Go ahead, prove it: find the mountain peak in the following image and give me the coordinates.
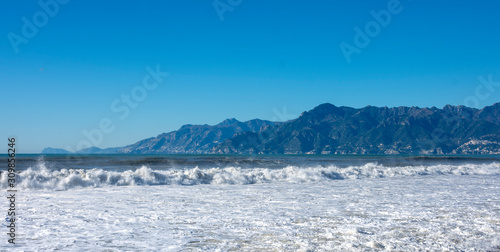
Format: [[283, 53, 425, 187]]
[[308, 103, 345, 117], [314, 103, 337, 110], [219, 118, 240, 126]]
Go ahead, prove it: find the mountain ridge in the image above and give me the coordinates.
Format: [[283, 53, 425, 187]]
[[212, 103, 500, 154], [42, 103, 500, 155]]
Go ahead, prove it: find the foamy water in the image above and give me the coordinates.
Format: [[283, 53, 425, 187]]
[[2, 155, 500, 250], [4, 175, 500, 251], [2, 161, 500, 190]]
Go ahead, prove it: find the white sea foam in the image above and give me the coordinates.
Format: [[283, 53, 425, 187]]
[[2, 161, 499, 190], [4, 174, 500, 250]]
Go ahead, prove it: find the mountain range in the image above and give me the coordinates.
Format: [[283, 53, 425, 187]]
[[43, 103, 500, 155]]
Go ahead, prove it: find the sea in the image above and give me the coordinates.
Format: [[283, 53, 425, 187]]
[[1, 154, 500, 251]]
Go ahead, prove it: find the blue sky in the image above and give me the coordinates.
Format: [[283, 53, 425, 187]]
[[1, 0, 499, 153]]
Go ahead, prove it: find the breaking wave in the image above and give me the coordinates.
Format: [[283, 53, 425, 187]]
[[2, 162, 499, 190]]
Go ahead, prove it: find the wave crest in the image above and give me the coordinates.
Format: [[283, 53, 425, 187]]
[[1, 162, 499, 190]]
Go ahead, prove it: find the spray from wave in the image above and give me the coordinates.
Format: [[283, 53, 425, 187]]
[[1, 161, 499, 190]]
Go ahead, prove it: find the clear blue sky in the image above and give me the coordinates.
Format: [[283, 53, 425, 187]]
[[1, 0, 499, 153]]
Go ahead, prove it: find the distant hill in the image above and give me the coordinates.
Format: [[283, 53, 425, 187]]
[[74, 146, 121, 154], [43, 103, 500, 155], [41, 147, 71, 154]]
